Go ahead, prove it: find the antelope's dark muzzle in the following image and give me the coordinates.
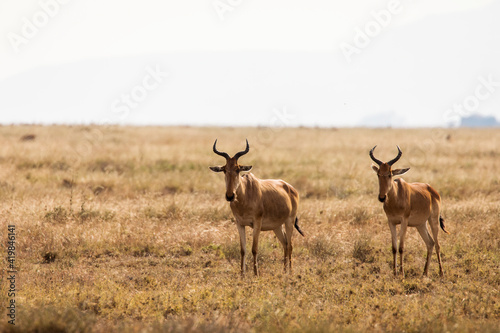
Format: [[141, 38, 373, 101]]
[[378, 195, 386, 203], [226, 193, 235, 202]]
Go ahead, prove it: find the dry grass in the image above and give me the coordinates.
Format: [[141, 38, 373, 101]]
[[0, 125, 499, 332]]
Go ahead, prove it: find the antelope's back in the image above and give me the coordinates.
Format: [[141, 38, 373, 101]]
[[406, 180, 442, 216], [259, 179, 299, 219]]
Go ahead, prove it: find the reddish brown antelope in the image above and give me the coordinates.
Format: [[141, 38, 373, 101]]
[[370, 146, 449, 277], [209, 139, 304, 276]]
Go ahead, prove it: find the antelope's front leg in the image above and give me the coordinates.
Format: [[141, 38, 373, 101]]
[[388, 222, 398, 276], [237, 224, 246, 275], [252, 219, 262, 276], [399, 219, 409, 278]]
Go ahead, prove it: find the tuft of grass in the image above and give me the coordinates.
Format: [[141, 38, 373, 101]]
[[42, 251, 57, 263], [143, 203, 184, 221], [44, 206, 69, 223], [306, 234, 340, 261], [20, 134, 36, 141], [62, 178, 75, 188], [221, 242, 241, 262], [352, 238, 375, 263]]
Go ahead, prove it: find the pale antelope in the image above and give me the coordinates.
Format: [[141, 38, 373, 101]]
[[209, 139, 304, 276], [370, 146, 449, 277]]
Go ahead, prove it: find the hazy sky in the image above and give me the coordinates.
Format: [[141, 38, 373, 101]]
[[1, 0, 499, 127]]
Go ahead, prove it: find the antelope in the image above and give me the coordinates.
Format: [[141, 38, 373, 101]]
[[369, 145, 449, 277], [209, 139, 304, 276]]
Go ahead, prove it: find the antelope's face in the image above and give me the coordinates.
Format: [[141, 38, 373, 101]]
[[370, 145, 409, 203], [209, 139, 252, 202], [372, 163, 393, 202]]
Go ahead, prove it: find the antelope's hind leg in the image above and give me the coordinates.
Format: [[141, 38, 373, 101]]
[[284, 218, 294, 272], [273, 226, 288, 272], [416, 223, 434, 276], [429, 216, 445, 277]]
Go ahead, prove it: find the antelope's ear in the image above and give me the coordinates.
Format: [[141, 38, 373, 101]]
[[239, 165, 252, 172], [209, 166, 224, 172], [392, 168, 410, 176], [371, 165, 379, 173]]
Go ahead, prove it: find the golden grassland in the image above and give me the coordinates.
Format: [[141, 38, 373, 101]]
[[0, 125, 499, 332]]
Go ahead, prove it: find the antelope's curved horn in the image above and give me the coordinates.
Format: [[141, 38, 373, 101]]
[[387, 145, 402, 166], [369, 145, 383, 166], [213, 139, 230, 160], [233, 139, 250, 160]]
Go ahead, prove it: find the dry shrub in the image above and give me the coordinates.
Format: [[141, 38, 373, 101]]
[[332, 205, 374, 225], [306, 234, 340, 261], [44, 206, 69, 223], [42, 251, 57, 263], [20, 134, 36, 141], [221, 241, 242, 262], [143, 202, 184, 221], [352, 238, 375, 263]]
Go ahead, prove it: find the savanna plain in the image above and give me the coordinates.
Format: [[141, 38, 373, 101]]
[[0, 125, 498, 333]]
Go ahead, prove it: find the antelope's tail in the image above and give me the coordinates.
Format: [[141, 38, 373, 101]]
[[294, 217, 305, 237], [440, 216, 450, 234]]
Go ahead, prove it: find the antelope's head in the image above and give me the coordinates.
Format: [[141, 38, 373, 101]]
[[209, 139, 252, 202], [370, 145, 410, 203]]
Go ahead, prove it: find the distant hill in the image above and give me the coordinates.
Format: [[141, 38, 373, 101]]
[[460, 114, 500, 128]]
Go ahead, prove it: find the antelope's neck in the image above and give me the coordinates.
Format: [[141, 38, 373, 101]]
[[234, 174, 250, 203], [385, 179, 399, 204]]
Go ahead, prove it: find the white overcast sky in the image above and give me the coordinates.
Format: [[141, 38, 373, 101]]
[[0, 0, 499, 127]]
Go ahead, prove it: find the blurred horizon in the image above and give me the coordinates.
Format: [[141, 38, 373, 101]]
[[1, 1, 499, 128]]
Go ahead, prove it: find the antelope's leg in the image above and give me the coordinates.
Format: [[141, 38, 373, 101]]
[[252, 220, 262, 276], [416, 223, 434, 276], [273, 227, 287, 272], [284, 219, 294, 272], [388, 222, 398, 276], [399, 219, 409, 278], [429, 217, 444, 277], [237, 224, 246, 275]]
